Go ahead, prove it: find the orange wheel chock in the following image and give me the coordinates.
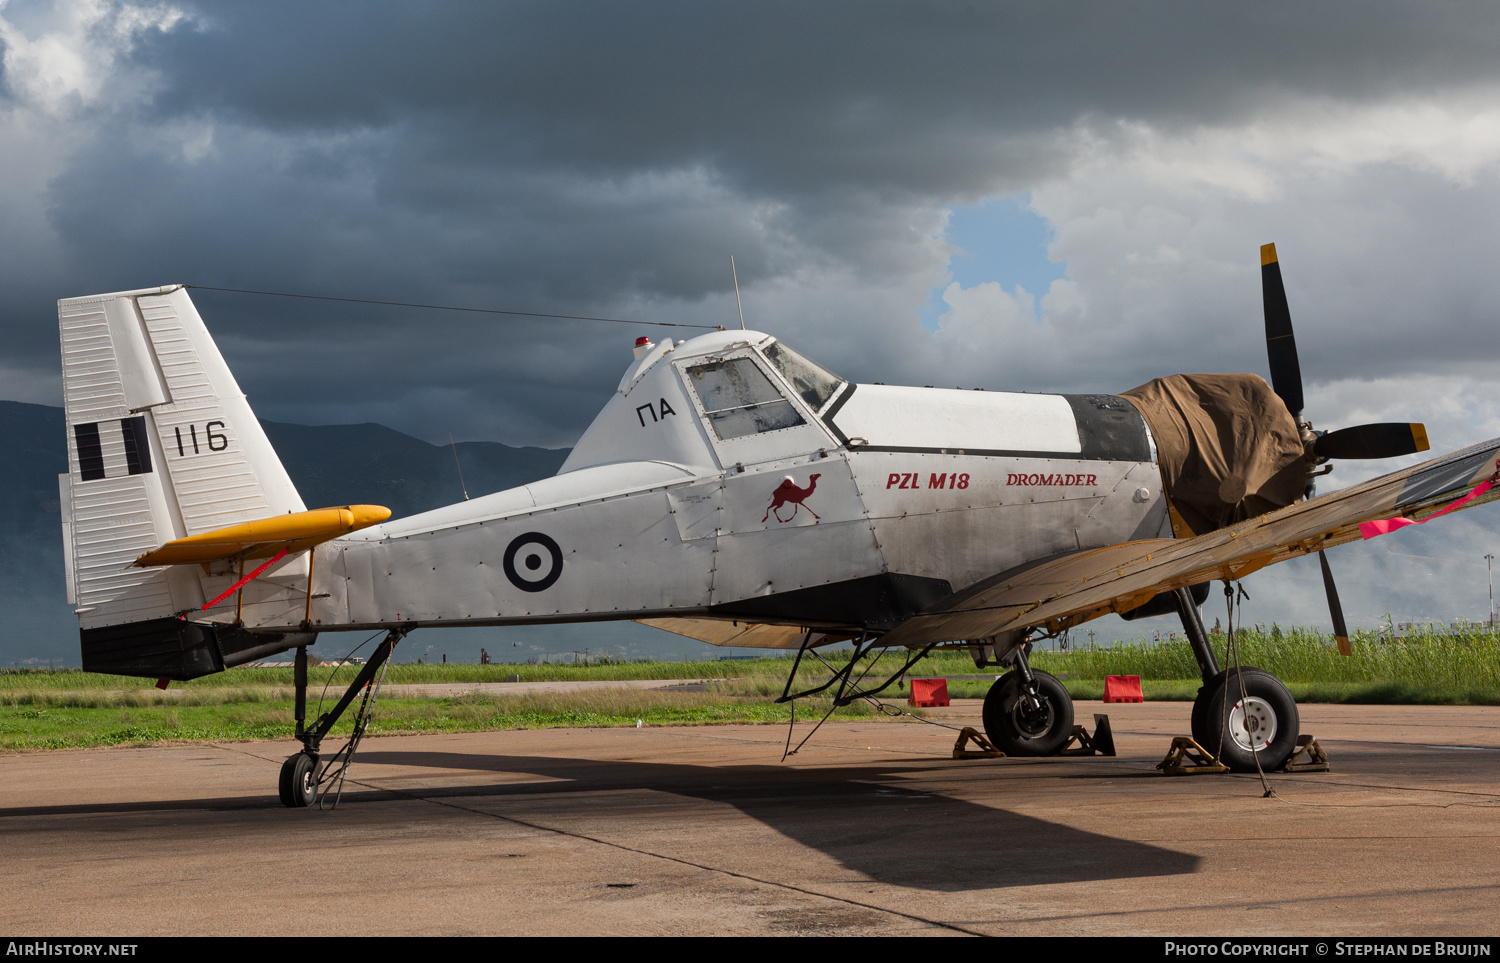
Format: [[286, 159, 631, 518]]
[[909, 678, 950, 708], [1103, 674, 1144, 703]]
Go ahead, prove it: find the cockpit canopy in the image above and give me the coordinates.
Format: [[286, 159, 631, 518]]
[[761, 341, 843, 412], [685, 341, 843, 442], [559, 332, 847, 476]]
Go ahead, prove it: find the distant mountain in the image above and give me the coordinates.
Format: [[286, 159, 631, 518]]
[[261, 420, 568, 521], [0, 401, 70, 664], [0, 401, 569, 664]]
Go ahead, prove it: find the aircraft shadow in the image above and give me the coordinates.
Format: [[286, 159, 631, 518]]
[[349, 749, 1200, 892]]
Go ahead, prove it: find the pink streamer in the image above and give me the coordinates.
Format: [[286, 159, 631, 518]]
[[1360, 476, 1496, 541]]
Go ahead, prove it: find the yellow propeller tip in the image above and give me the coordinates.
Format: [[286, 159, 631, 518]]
[[1260, 243, 1278, 266]]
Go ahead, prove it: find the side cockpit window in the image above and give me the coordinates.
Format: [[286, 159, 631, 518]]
[[687, 358, 806, 440], [762, 340, 844, 412]]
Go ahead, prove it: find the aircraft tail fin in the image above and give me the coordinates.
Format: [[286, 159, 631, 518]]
[[58, 285, 312, 676]]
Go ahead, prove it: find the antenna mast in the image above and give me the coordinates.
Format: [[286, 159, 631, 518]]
[[730, 255, 746, 330], [449, 433, 470, 500]]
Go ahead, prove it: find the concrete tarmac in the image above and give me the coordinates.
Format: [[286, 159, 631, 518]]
[[4, 699, 1500, 936]]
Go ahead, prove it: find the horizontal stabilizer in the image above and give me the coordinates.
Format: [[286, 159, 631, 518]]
[[134, 505, 390, 566]]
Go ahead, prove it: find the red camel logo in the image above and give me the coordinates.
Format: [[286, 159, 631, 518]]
[[763, 473, 821, 523]]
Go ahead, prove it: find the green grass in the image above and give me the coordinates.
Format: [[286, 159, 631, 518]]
[[7, 625, 1499, 749], [931, 625, 1500, 704], [0, 657, 799, 693], [0, 680, 883, 751], [940, 677, 1205, 702], [943, 677, 1500, 705], [1030, 625, 1500, 691]]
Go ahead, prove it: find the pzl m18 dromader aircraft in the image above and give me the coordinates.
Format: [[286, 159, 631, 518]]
[[57, 245, 1500, 805]]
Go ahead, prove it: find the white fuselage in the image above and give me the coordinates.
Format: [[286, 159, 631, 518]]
[[57, 290, 1167, 675], [295, 331, 1169, 636]]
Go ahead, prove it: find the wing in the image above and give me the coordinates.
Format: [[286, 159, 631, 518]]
[[635, 617, 859, 650], [876, 437, 1500, 648]]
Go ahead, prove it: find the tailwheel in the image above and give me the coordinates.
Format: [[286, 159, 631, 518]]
[[982, 669, 1074, 756], [278, 628, 405, 810], [279, 752, 318, 808], [1193, 668, 1299, 772]]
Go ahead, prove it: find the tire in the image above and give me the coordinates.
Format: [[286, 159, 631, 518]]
[[1191, 666, 1269, 747], [1197, 669, 1299, 773], [982, 670, 1075, 756], [279, 752, 318, 808], [1190, 669, 1231, 748]]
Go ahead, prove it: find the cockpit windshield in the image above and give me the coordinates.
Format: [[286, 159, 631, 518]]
[[762, 340, 845, 412], [687, 358, 806, 440]]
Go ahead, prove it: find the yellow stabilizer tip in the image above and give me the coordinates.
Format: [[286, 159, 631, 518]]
[[1260, 243, 1278, 266], [134, 504, 391, 566], [1411, 423, 1430, 453]]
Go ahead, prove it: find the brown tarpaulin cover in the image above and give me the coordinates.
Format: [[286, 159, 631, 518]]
[[1122, 373, 1308, 536]]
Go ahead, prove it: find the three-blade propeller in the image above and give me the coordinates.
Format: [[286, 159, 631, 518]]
[[1260, 243, 1430, 464], [1260, 243, 1430, 656], [1312, 422, 1429, 461]]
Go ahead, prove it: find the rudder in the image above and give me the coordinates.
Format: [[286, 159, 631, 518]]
[[58, 285, 311, 675]]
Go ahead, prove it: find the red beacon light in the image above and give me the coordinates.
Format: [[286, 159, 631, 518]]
[[632, 336, 655, 360]]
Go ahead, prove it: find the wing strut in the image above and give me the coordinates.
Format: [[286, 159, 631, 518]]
[[776, 630, 816, 704], [774, 631, 875, 705], [777, 633, 946, 758]]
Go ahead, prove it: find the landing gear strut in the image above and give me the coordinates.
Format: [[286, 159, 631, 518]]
[[279, 628, 405, 808], [1172, 587, 1299, 772], [982, 641, 1074, 755]]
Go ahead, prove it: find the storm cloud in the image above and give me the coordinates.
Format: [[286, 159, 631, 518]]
[[6, 0, 1500, 633]]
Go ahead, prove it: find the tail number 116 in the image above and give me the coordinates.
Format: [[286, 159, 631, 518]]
[[174, 421, 229, 456]]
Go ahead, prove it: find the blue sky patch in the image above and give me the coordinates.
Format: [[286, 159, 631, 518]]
[[919, 195, 1067, 330]]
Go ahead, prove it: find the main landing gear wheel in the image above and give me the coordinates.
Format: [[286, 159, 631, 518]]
[[983, 670, 1074, 756], [279, 752, 318, 808], [1190, 670, 1229, 749], [1192, 668, 1299, 773]]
